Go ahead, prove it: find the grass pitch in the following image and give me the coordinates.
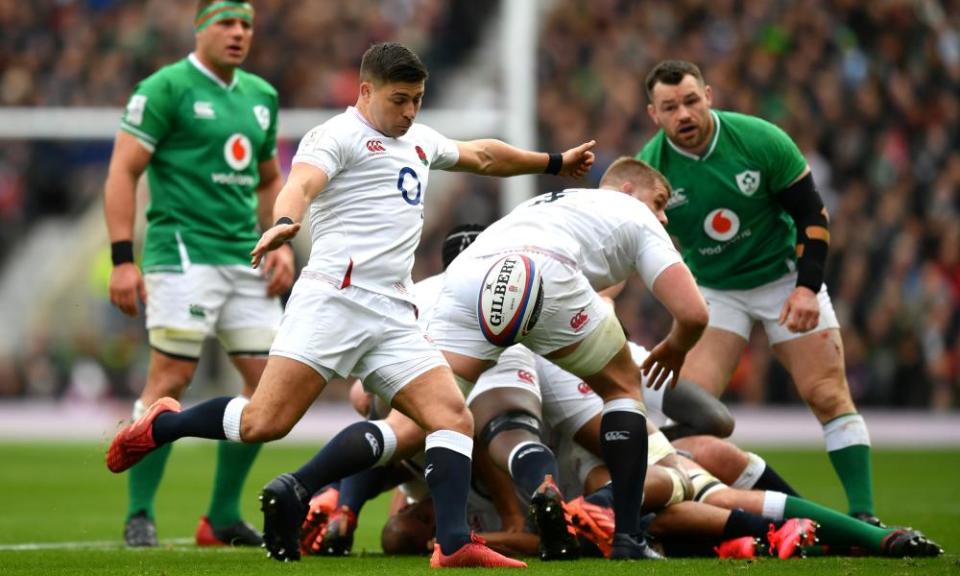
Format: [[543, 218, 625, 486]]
[[0, 441, 956, 575]]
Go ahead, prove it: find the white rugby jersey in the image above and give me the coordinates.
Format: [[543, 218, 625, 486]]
[[464, 188, 682, 291], [412, 272, 444, 326], [292, 107, 459, 303]]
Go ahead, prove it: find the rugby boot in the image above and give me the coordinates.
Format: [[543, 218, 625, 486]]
[[880, 529, 944, 557], [563, 495, 614, 558], [610, 532, 663, 560], [260, 473, 310, 561], [195, 516, 263, 547], [429, 533, 527, 568], [530, 475, 580, 560], [851, 511, 887, 528], [767, 518, 818, 559], [315, 506, 357, 556], [715, 536, 764, 559], [300, 486, 340, 555], [106, 397, 181, 473], [124, 511, 158, 547]]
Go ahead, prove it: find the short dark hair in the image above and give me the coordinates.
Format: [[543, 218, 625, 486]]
[[600, 157, 672, 196], [441, 224, 485, 270], [360, 42, 428, 85], [644, 60, 705, 101]]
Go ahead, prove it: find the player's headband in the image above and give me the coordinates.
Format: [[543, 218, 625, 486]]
[[195, 1, 255, 32]]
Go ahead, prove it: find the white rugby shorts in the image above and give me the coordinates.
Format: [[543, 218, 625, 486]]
[[144, 265, 282, 356], [700, 272, 840, 345], [465, 345, 541, 405], [270, 277, 447, 403], [428, 252, 610, 360], [535, 341, 669, 440]]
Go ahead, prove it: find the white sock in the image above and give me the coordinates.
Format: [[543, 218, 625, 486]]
[[222, 396, 250, 442], [732, 452, 766, 489], [823, 413, 871, 452], [761, 490, 787, 521]]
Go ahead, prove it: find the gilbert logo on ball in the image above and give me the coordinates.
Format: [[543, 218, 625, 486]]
[[477, 254, 544, 346]]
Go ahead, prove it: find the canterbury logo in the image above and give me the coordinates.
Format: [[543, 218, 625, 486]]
[[570, 309, 589, 331], [366, 139, 386, 153], [364, 432, 381, 456], [604, 431, 630, 441]]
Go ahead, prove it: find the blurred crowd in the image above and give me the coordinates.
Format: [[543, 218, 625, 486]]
[[0, 0, 958, 410], [538, 0, 960, 409]]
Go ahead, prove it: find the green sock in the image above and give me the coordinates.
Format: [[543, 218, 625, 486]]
[[127, 442, 173, 521], [827, 444, 875, 515], [206, 441, 262, 528], [784, 495, 891, 552]]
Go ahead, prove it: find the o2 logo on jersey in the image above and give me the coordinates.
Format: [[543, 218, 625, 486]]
[[224, 133, 253, 171], [703, 208, 740, 241], [397, 167, 422, 205]]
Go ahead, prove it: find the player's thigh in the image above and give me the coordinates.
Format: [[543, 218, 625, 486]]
[[680, 327, 749, 397], [241, 355, 327, 441], [772, 327, 854, 422], [537, 355, 603, 442], [389, 365, 472, 436], [467, 345, 542, 431], [671, 435, 749, 486], [427, 255, 504, 372], [759, 273, 840, 345], [217, 266, 282, 393], [569, 340, 642, 402], [270, 279, 378, 383], [524, 258, 615, 363]]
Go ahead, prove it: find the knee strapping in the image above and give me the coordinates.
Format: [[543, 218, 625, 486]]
[[149, 327, 205, 359], [477, 410, 542, 447], [647, 430, 677, 466], [688, 469, 726, 502], [663, 466, 691, 506]]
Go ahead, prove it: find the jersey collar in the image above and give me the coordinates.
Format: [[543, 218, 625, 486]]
[[188, 53, 238, 91], [666, 110, 721, 162], [349, 106, 395, 138]]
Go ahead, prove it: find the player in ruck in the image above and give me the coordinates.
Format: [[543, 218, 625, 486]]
[[106, 42, 595, 568], [428, 157, 709, 559], [637, 60, 881, 525], [103, 0, 293, 547]]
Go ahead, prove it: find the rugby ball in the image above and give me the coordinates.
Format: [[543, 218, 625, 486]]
[[477, 254, 544, 346]]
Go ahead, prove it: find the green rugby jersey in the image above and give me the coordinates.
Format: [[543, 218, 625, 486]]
[[637, 110, 807, 290], [120, 54, 278, 272]]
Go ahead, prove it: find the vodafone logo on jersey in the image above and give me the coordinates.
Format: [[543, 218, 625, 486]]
[[224, 133, 253, 171], [703, 208, 740, 241]]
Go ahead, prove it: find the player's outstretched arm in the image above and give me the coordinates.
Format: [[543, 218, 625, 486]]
[[104, 130, 152, 317], [450, 139, 595, 178], [250, 162, 328, 268], [642, 262, 709, 390]]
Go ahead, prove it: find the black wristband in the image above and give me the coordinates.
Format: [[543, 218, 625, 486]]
[[274, 216, 294, 226], [544, 153, 562, 175], [111, 240, 134, 266]]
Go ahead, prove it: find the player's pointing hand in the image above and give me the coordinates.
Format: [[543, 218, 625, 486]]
[[251, 221, 300, 269], [559, 140, 596, 178]]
